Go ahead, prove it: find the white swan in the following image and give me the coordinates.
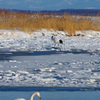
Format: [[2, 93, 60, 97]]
[[15, 92, 41, 100]]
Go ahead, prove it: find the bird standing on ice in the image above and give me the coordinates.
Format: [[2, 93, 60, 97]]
[[51, 36, 63, 46]]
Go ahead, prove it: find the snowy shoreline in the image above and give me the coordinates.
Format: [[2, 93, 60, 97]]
[[0, 29, 100, 52], [0, 29, 100, 88]]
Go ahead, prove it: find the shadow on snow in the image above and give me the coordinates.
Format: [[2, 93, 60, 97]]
[[0, 47, 99, 60]]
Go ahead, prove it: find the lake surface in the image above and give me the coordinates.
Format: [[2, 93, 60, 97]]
[[0, 91, 100, 100]]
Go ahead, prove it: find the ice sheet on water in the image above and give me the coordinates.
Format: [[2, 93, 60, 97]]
[[0, 51, 100, 87]]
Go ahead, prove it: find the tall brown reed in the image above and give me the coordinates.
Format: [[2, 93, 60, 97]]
[[0, 11, 100, 36]]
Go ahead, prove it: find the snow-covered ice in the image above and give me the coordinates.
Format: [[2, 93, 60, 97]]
[[0, 29, 100, 88]]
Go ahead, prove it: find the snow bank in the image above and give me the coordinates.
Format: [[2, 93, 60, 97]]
[[0, 29, 99, 52], [76, 30, 100, 37], [0, 30, 30, 38], [0, 29, 100, 38]]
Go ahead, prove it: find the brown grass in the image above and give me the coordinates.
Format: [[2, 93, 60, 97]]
[[0, 10, 100, 36]]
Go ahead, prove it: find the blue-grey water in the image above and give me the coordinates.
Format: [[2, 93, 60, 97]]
[[0, 91, 100, 100]]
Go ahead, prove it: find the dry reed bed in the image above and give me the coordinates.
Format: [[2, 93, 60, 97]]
[[0, 11, 100, 36]]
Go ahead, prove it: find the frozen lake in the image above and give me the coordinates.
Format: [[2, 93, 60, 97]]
[[0, 49, 100, 87]]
